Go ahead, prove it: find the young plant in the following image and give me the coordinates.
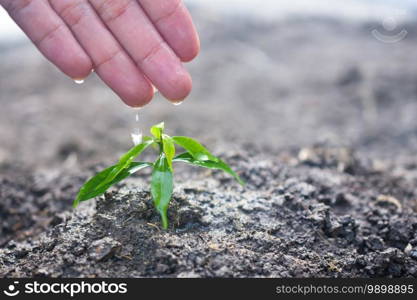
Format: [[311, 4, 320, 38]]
[[73, 122, 244, 229]]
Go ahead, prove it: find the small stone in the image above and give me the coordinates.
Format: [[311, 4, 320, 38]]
[[88, 237, 121, 262]]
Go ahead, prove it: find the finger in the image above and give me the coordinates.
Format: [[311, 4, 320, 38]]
[[49, 0, 153, 107], [89, 0, 192, 102], [138, 0, 200, 62], [1, 0, 92, 80]]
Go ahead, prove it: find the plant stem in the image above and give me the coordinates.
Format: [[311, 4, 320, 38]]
[[160, 211, 169, 229]]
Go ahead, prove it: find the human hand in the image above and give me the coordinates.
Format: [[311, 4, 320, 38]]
[[0, 0, 200, 106]]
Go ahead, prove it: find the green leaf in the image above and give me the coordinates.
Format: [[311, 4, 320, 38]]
[[97, 137, 153, 190], [74, 162, 152, 207], [118, 136, 153, 167], [150, 122, 164, 140], [172, 136, 218, 162], [151, 154, 173, 229], [173, 152, 245, 185], [162, 134, 175, 171]]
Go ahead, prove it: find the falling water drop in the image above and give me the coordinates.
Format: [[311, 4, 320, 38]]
[[131, 130, 143, 146], [131, 109, 142, 146], [74, 79, 84, 84]]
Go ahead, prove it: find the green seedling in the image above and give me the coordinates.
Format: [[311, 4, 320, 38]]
[[73, 122, 244, 229]]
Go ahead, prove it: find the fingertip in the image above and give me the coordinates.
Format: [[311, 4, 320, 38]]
[[135, 85, 154, 107], [61, 51, 93, 80], [165, 70, 192, 102], [76, 54, 94, 78], [122, 82, 154, 108], [179, 35, 200, 62]]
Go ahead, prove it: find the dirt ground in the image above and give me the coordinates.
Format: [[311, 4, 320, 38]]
[[1, 9, 417, 277]]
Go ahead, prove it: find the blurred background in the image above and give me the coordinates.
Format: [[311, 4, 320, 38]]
[[1, 0, 417, 171]]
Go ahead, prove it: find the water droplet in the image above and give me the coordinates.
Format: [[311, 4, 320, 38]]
[[131, 130, 142, 146], [131, 109, 142, 145], [132, 106, 142, 111], [173, 100, 183, 106], [74, 79, 84, 84]]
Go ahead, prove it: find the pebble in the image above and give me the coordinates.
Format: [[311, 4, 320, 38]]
[[88, 237, 121, 262]]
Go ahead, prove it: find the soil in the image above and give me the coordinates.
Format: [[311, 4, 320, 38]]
[[1, 10, 417, 277]]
